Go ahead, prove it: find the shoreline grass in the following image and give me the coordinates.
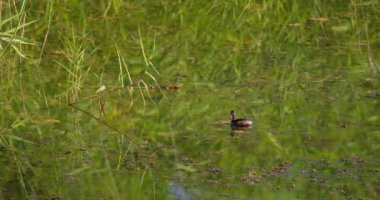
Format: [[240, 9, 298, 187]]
[[0, 1, 379, 199]]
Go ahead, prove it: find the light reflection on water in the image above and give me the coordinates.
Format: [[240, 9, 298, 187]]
[[169, 180, 194, 200]]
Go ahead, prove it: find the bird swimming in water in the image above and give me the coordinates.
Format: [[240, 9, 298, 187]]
[[230, 110, 253, 127]]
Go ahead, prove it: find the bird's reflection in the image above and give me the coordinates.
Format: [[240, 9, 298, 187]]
[[230, 125, 252, 136]]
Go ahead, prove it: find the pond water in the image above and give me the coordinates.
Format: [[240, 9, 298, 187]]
[[1, 1, 379, 199]]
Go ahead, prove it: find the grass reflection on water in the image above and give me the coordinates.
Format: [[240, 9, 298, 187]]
[[0, 0, 379, 199]]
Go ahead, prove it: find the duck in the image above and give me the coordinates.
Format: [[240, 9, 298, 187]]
[[230, 110, 252, 127]]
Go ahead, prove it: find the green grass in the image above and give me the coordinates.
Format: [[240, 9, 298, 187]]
[[1, 0, 379, 199]]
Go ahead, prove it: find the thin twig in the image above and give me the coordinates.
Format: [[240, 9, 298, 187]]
[[68, 102, 140, 147]]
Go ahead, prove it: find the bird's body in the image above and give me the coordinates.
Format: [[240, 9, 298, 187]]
[[230, 110, 253, 127]]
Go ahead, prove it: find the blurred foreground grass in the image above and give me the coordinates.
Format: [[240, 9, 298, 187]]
[[1, 0, 379, 199]]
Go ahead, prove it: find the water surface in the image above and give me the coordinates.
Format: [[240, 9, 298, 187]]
[[1, 1, 379, 199]]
